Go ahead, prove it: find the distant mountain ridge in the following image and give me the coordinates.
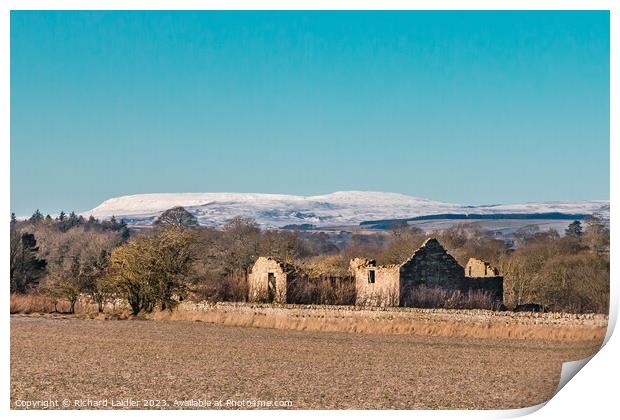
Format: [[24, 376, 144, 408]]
[[84, 191, 610, 228]]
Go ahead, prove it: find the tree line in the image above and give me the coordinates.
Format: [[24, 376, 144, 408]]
[[10, 206, 610, 314]]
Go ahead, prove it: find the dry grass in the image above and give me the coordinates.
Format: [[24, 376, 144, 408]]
[[153, 302, 608, 342], [11, 293, 607, 343], [10, 293, 133, 319], [10, 316, 603, 409], [287, 275, 356, 305], [402, 285, 501, 310], [10, 293, 66, 314], [11, 294, 49, 313]]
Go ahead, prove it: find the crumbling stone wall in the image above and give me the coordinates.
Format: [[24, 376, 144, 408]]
[[399, 238, 466, 306], [350, 258, 400, 307], [465, 258, 500, 277], [463, 258, 504, 302], [351, 238, 505, 309], [252, 240, 505, 309], [248, 257, 289, 304]]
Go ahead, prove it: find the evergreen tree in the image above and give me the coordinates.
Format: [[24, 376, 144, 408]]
[[29, 209, 43, 223], [565, 220, 584, 237], [118, 220, 130, 242], [67, 211, 79, 228], [10, 232, 47, 293]]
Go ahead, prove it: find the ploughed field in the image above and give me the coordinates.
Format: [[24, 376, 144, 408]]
[[11, 315, 603, 409]]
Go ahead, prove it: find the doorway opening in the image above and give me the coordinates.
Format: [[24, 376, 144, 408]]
[[267, 272, 276, 302]]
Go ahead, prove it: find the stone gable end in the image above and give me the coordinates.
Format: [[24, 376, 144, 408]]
[[399, 238, 466, 305], [248, 257, 288, 304]]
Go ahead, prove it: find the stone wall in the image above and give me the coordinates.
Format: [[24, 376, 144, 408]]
[[465, 258, 500, 277], [176, 301, 608, 342], [399, 238, 466, 306], [248, 257, 288, 304], [350, 258, 400, 307], [463, 258, 503, 303]]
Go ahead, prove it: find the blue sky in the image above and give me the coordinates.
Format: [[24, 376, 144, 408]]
[[11, 11, 609, 216]]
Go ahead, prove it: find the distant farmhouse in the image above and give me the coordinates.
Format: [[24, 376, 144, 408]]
[[248, 238, 504, 308]]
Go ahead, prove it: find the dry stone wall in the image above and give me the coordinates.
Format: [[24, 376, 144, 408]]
[[176, 301, 608, 341]]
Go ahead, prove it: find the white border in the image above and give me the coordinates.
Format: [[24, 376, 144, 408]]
[[1, 2, 616, 420]]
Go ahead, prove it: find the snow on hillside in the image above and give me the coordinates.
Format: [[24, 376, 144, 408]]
[[84, 191, 610, 228]]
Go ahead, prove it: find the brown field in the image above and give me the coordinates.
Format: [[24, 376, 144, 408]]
[[10, 315, 604, 410]]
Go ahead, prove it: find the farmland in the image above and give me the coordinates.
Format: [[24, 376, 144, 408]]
[[11, 315, 605, 409]]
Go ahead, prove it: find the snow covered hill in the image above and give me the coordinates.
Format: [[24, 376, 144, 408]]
[[84, 191, 609, 228]]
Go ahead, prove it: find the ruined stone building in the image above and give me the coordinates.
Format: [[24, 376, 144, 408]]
[[463, 257, 504, 303], [249, 238, 503, 308], [248, 257, 298, 304], [350, 238, 504, 307], [248, 256, 356, 305], [349, 259, 401, 306], [465, 258, 500, 277]]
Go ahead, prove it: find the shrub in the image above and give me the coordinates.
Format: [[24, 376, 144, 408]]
[[402, 285, 501, 310], [107, 228, 195, 315], [288, 275, 355, 305]]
